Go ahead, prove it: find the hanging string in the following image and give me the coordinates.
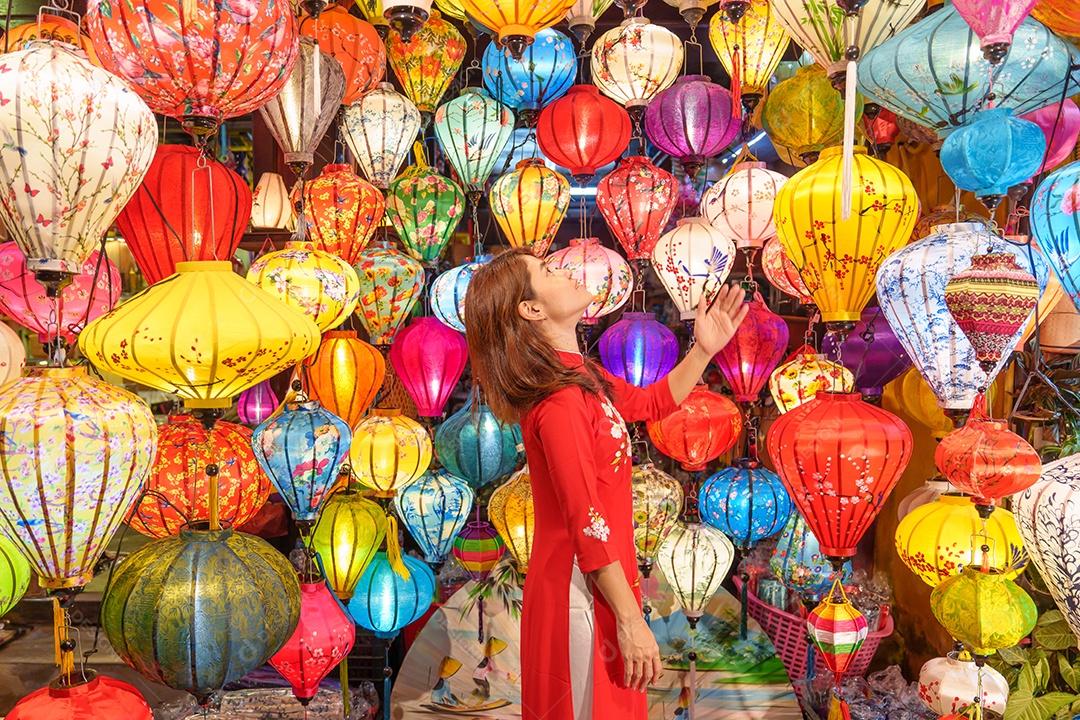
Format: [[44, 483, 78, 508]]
[[840, 15, 858, 221], [53, 598, 74, 684], [687, 626, 698, 720], [730, 44, 742, 121]]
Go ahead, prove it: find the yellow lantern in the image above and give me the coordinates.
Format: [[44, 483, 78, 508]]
[[435, 0, 467, 20], [304, 330, 386, 429], [769, 347, 854, 413], [774, 145, 918, 333], [350, 408, 432, 497], [898, 368, 954, 440], [387, 10, 467, 119], [930, 566, 1037, 660], [895, 495, 1027, 587], [311, 487, 387, 600], [708, 0, 789, 107], [247, 241, 361, 332], [489, 158, 571, 257], [761, 65, 860, 163], [458, 0, 575, 60], [488, 467, 535, 574], [80, 261, 320, 410], [353, 0, 389, 33]]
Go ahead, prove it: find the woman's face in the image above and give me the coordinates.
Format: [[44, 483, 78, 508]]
[[518, 254, 594, 325]]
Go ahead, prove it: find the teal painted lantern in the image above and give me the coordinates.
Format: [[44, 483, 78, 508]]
[[701, 459, 793, 549], [434, 397, 522, 487], [347, 552, 436, 638], [394, 469, 474, 563], [386, 164, 466, 268], [433, 88, 515, 195], [353, 240, 426, 346], [482, 27, 576, 122], [769, 513, 852, 599], [430, 255, 491, 333]]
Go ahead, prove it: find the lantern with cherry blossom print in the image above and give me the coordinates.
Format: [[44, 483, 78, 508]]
[[590, 19, 683, 115], [5, 673, 153, 720], [707, 0, 789, 107], [647, 386, 742, 472], [389, 317, 468, 418], [952, 0, 1039, 63], [297, 164, 385, 266], [305, 331, 386, 429], [482, 28, 575, 121], [645, 76, 738, 178], [489, 158, 570, 258], [596, 155, 679, 263], [1023, 100, 1080, 176], [761, 237, 812, 304], [537, 85, 632, 182], [247, 242, 361, 332], [701, 459, 793, 548], [767, 392, 913, 562], [714, 293, 790, 403], [353, 240, 425, 345], [701, 162, 787, 251], [770, 346, 855, 413], [545, 238, 633, 325], [598, 312, 679, 388], [652, 218, 736, 321], [434, 88, 515, 196], [342, 84, 422, 190], [300, 7, 385, 105], [238, 381, 279, 426], [918, 652, 1010, 716]]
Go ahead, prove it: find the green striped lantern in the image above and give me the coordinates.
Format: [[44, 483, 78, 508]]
[[806, 580, 869, 676]]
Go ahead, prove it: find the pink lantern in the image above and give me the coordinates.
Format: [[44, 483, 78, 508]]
[[595, 155, 679, 262], [0, 242, 120, 344], [1022, 100, 1080, 176], [700, 162, 788, 251], [952, 0, 1039, 63], [714, 293, 790, 403], [238, 380, 280, 425], [389, 316, 468, 418], [545, 237, 634, 324], [762, 237, 812, 305]]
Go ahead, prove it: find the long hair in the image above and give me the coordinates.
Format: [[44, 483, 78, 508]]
[[464, 247, 611, 423]]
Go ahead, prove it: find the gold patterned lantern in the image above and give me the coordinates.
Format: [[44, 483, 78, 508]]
[[708, 0, 789, 108], [311, 487, 387, 600], [632, 463, 683, 566], [350, 409, 433, 497], [387, 10, 467, 119], [762, 65, 860, 163], [247, 242, 361, 332], [930, 566, 1037, 660], [488, 467, 535, 573], [489, 158, 571, 257], [769, 345, 854, 413]]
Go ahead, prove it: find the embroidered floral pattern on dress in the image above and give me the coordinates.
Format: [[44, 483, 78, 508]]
[[583, 507, 611, 541], [600, 396, 632, 468]]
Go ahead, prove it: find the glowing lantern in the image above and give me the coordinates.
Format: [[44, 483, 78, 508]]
[[304, 331, 386, 428], [807, 583, 869, 675], [1024, 100, 1080, 177], [5, 674, 152, 720], [129, 415, 271, 539], [566, 0, 614, 43], [386, 10, 467, 117], [930, 566, 1037, 659], [771, 513, 853, 597], [247, 242, 361, 332], [300, 8, 386, 105], [86, 0, 298, 135], [0, 42, 156, 282], [645, 76, 738, 178], [0, 523, 31, 616], [898, 369, 955, 440], [545, 238, 633, 324], [395, 469, 474, 564], [595, 155, 678, 262], [714, 294, 789, 403], [591, 19, 682, 114], [652, 218, 736, 320], [483, 28, 575, 120], [101, 527, 301, 705], [353, 0, 390, 33], [350, 409, 432, 497], [387, 159, 466, 267], [311, 488, 387, 599], [348, 552, 436, 636], [632, 463, 683, 564], [821, 307, 911, 397], [657, 520, 735, 620], [457, 0, 575, 60], [298, 164, 386, 265], [434, 88, 515, 196], [489, 158, 570, 257], [431, 255, 490, 333], [701, 459, 792, 548], [238, 381, 280, 426], [708, 0, 789, 106], [342, 84, 422, 190], [761, 236, 812, 304], [919, 653, 1010, 716], [646, 386, 742, 471], [761, 66, 856, 163], [701, 163, 786, 251], [251, 173, 295, 230], [598, 311, 679, 388], [390, 317, 468, 417], [488, 467, 535, 573], [434, 398, 522, 487], [453, 521, 505, 581], [114, 145, 252, 285], [769, 347, 855, 413], [767, 392, 912, 561], [537, 85, 632, 182], [353, 240, 426, 345], [952, 0, 1039, 63]]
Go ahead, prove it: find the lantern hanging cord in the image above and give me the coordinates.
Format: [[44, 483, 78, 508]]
[[839, 15, 858, 221]]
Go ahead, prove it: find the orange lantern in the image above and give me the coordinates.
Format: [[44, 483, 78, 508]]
[[300, 8, 385, 105], [304, 330, 386, 429], [296, 164, 386, 265], [2, 17, 101, 66], [387, 10, 467, 119], [646, 386, 742, 471]]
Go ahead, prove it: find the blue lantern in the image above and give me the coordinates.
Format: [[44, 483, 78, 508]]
[[393, 469, 474, 563], [598, 311, 679, 388], [434, 397, 522, 487], [347, 552, 436, 638], [252, 400, 352, 529], [940, 108, 1045, 210], [1033, 161, 1080, 315], [858, 6, 1080, 137], [430, 255, 491, 333], [700, 459, 793, 549], [770, 512, 852, 598], [483, 28, 576, 121]]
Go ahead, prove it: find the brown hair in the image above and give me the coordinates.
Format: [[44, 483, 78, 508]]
[[464, 247, 611, 423]]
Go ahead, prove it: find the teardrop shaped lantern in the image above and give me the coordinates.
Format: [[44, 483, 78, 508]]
[[488, 467, 535, 573], [457, 0, 575, 60], [714, 293, 790, 403], [353, 240, 426, 345], [6, 674, 153, 720], [434, 88, 515, 196], [708, 0, 790, 109], [247, 242, 361, 332], [304, 330, 386, 428], [770, 513, 853, 597], [434, 398, 522, 487], [769, 345, 855, 413], [311, 488, 387, 599], [386, 10, 467, 118], [238, 380, 280, 426], [298, 164, 386, 266], [350, 409, 433, 496], [300, 7, 386, 105], [701, 459, 793, 549], [342, 84, 422, 190], [591, 19, 683, 115], [598, 311, 679, 388], [761, 236, 812, 304], [537, 85, 632, 182], [596, 155, 679, 262], [807, 583, 869, 676], [652, 218, 737, 320], [545, 238, 633, 324], [453, 521, 506, 582], [930, 566, 1037, 660], [387, 161, 466, 267], [761, 66, 856, 163], [632, 463, 683, 565], [348, 552, 436, 636], [657, 520, 735, 621], [701, 162, 788, 251], [431, 255, 490, 333], [394, 469, 474, 564], [389, 316, 468, 417], [483, 28, 575, 121], [646, 386, 742, 471], [489, 158, 571, 257], [251, 173, 295, 231], [645, 75, 738, 178]]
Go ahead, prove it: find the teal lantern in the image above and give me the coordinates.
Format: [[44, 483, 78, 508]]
[[769, 513, 852, 599], [393, 469, 474, 563], [347, 552, 436, 638], [353, 239, 426, 346], [430, 255, 491, 333], [482, 27, 576, 123], [101, 527, 301, 706], [386, 163, 466, 268], [0, 532, 29, 617], [434, 397, 522, 487], [433, 88, 515, 196], [701, 459, 793, 550]]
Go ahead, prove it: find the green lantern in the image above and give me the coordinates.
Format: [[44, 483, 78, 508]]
[[930, 565, 1037, 661], [353, 239, 426, 345], [0, 532, 29, 617], [433, 88, 515, 196], [761, 65, 863, 164], [387, 145, 466, 268], [311, 487, 388, 600]]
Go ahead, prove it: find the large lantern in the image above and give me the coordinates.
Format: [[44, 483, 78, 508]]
[[387, 161, 466, 267], [483, 28, 575, 120], [395, 469, 474, 564], [389, 317, 468, 417], [930, 566, 1037, 660], [430, 255, 490, 333], [767, 392, 912, 561], [701, 459, 792, 548], [457, 0, 575, 60], [545, 238, 633, 324], [656, 520, 735, 620], [353, 240, 426, 345], [247, 242, 361, 332], [434, 398, 522, 487], [632, 463, 683, 565], [299, 7, 386, 105], [919, 653, 1010, 716], [821, 307, 911, 397], [714, 293, 789, 403], [591, 19, 682, 114], [596, 155, 679, 262], [114, 145, 252, 285], [769, 346, 854, 413], [488, 467, 535, 573], [645, 76, 738, 178], [298, 164, 386, 265], [700, 162, 787, 251], [489, 158, 570, 257], [708, 0, 789, 106], [386, 10, 467, 118], [311, 488, 387, 599], [537, 85, 631, 182], [5, 674, 153, 720], [598, 311, 679, 388], [646, 386, 742, 472], [434, 88, 515, 196], [350, 410, 432, 496], [342, 84, 422, 190], [652, 218, 736, 320], [348, 552, 436, 636], [761, 66, 857, 163], [771, 513, 853, 597], [304, 330, 386, 428], [940, 108, 1045, 210]]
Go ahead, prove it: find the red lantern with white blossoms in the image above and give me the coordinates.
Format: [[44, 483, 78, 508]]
[[596, 155, 679, 262]]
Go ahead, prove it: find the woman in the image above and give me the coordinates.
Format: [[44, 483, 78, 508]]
[[464, 248, 748, 720]]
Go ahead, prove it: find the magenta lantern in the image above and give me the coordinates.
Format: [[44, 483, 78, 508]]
[[598, 311, 679, 387], [644, 75, 739, 178], [952, 0, 1039, 63], [1022, 100, 1080, 176], [714, 292, 790, 403], [595, 155, 679, 262], [389, 316, 468, 417], [238, 380, 280, 425]]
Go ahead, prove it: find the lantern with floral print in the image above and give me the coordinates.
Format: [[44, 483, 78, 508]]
[[353, 240, 425, 345], [536, 85, 632, 182], [458, 0, 575, 60], [930, 565, 1037, 660], [86, 0, 298, 135], [387, 10, 467, 118], [708, 0, 789, 108], [918, 652, 1010, 716], [769, 346, 855, 413], [645, 75, 739, 178], [647, 386, 742, 472], [304, 331, 386, 429], [545, 238, 633, 324], [238, 381, 279, 426], [591, 19, 683, 115], [482, 28, 575, 122], [342, 84, 422, 190], [251, 173, 295, 230], [300, 7, 385, 105], [714, 293, 789, 403], [632, 463, 683, 565], [2, 17, 102, 66], [297, 164, 385, 266], [387, 158, 466, 267], [653, 218, 737, 320], [350, 409, 432, 497], [247, 242, 361, 332], [390, 317, 468, 417], [700, 162, 788, 251], [0, 322, 24, 389], [489, 158, 570, 257], [434, 397, 522, 487], [395, 469, 474, 564], [598, 311, 679, 388], [311, 487, 387, 599], [596, 155, 679, 262], [488, 467, 535, 573], [771, 513, 853, 597], [430, 255, 490, 333], [701, 459, 793, 549], [657, 520, 735, 621], [761, 237, 812, 305], [761, 66, 855, 164], [434, 88, 515, 196], [452, 521, 505, 581], [5, 673, 153, 720]]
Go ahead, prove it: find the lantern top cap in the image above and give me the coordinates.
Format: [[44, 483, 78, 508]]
[[177, 524, 234, 541], [322, 164, 354, 174], [25, 366, 87, 380], [620, 16, 652, 26], [620, 311, 658, 320], [567, 84, 601, 96], [815, 390, 865, 402], [323, 330, 360, 339], [570, 237, 601, 245], [372, 407, 402, 417], [47, 669, 101, 697], [175, 260, 234, 273], [284, 241, 318, 251], [517, 157, 547, 169], [731, 161, 768, 172], [676, 217, 712, 227], [936, 493, 975, 505], [820, 146, 867, 160]]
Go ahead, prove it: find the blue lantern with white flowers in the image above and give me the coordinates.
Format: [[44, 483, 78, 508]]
[[701, 459, 793, 549], [598, 311, 679, 388], [1032, 160, 1080, 314], [394, 469, 474, 564], [430, 255, 491, 333], [434, 396, 522, 488], [770, 512, 853, 598], [483, 28, 576, 121]]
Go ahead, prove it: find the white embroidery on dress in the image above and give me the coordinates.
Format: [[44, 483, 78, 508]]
[[600, 397, 631, 468], [583, 507, 610, 542]]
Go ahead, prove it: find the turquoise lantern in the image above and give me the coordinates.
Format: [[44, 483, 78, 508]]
[[1033, 161, 1080, 313], [770, 513, 853, 599], [700, 459, 793, 550], [482, 27, 576, 123], [434, 397, 522, 487], [393, 469, 474, 564], [430, 255, 492, 333], [940, 108, 1045, 210], [433, 88, 515, 197], [347, 552, 436, 637]]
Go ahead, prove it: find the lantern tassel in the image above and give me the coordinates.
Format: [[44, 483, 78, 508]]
[[340, 657, 350, 715], [731, 49, 742, 121], [413, 141, 428, 168], [827, 692, 852, 720], [53, 598, 74, 684], [840, 58, 857, 221], [385, 515, 411, 580]]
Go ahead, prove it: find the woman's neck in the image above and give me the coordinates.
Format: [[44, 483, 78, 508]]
[[545, 325, 580, 354]]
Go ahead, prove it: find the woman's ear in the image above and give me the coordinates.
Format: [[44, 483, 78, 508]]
[[517, 299, 545, 322]]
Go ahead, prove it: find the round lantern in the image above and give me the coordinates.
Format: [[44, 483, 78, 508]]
[[897, 369, 955, 440], [598, 311, 679, 388], [247, 241, 361, 332], [566, 0, 614, 44], [348, 552, 436, 636], [457, 0, 574, 60], [251, 173, 295, 230], [701, 459, 793, 549], [0, 531, 29, 617], [389, 317, 468, 417], [270, 578, 356, 704], [483, 28, 575, 120], [631, 463, 683, 564], [304, 330, 386, 428], [591, 19, 682, 113], [387, 163, 466, 267], [353, 240, 426, 345], [350, 409, 432, 497], [298, 164, 386, 265], [821, 307, 912, 397], [300, 8, 386, 105], [238, 380, 280, 426], [708, 0, 790, 106], [430, 255, 490, 333], [537, 85, 632, 182], [761, 66, 857, 163], [342, 84, 422, 190], [769, 346, 854, 413], [489, 158, 571, 257], [918, 652, 1010, 716], [596, 155, 679, 262], [807, 584, 869, 676], [646, 386, 742, 472], [101, 528, 301, 705], [1024, 100, 1080, 177], [771, 513, 853, 597], [652, 218, 737, 320], [940, 108, 1045, 210], [714, 294, 790, 403], [129, 415, 271, 538], [114, 145, 252, 285], [545, 238, 633, 324], [767, 392, 912, 561], [0, 42, 156, 281], [80, 261, 321, 409], [656, 520, 735, 621], [488, 467, 535, 573], [395, 469, 474, 564], [645, 75, 738, 178], [453, 520, 506, 582], [5, 673, 153, 720], [253, 400, 352, 527], [386, 10, 467, 117], [311, 488, 387, 600], [700, 162, 787, 251], [761, 236, 812, 304], [434, 88, 515, 196], [434, 398, 522, 487], [930, 566, 1037, 659], [0, 367, 155, 590]]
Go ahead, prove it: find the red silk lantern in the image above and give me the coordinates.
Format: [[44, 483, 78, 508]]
[[863, 108, 900, 155], [128, 414, 271, 539], [296, 164, 386, 265], [596, 155, 679, 261], [114, 145, 252, 284], [304, 330, 386, 429], [6, 672, 152, 720], [767, 392, 912, 560], [714, 293, 790, 403], [646, 386, 742, 472], [300, 8, 385, 105], [762, 236, 813, 305], [389, 317, 468, 417], [536, 84, 632, 182]]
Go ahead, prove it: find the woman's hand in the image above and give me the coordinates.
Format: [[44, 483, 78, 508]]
[[616, 615, 662, 692], [693, 283, 751, 357]]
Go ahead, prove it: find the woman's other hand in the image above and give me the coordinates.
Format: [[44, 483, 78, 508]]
[[616, 615, 662, 692], [693, 283, 751, 357]]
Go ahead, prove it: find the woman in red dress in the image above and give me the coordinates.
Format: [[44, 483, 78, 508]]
[[464, 248, 748, 720]]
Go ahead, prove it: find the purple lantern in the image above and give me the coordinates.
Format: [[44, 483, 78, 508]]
[[1022, 99, 1080, 177], [714, 293, 790, 403], [598, 311, 679, 387], [644, 75, 739, 179], [238, 380, 279, 425], [822, 306, 912, 397]]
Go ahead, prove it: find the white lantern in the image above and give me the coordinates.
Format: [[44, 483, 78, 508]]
[[701, 162, 788, 251], [652, 217, 736, 320], [251, 173, 296, 231], [566, 0, 614, 44], [896, 478, 957, 521], [656, 520, 734, 621], [591, 18, 683, 113], [342, 83, 422, 189], [0, 322, 25, 388], [546, 237, 633, 324], [918, 653, 1009, 716], [769, 349, 853, 413]]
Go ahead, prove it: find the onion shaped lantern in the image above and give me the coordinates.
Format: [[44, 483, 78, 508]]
[[297, 164, 386, 266], [645, 76, 738, 178], [489, 158, 570, 257], [714, 293, 789, 403], [657, 520, 735, 621], [701, 162, 787, 251], [652, 218, 736, 320], [632, 463, 683, 565], [821, 307, 911, 397], [761, 237, 812, 304], [387, 159, 466, 267], [350, 409, 433, 497], [483, 27, 575, 121], [311, 488, 387, 599], [430, 255, 490, 333], [537, 85, 631, 182], [238, 381, 279, 426], [771, 513, 853, 597], [646, 386, 742, 472], [598, 311, 679, 388], [457, 0, 575, 60], [353, 240, 426, 345], [453, 521, 506, 582], [762, 66, 858, 164], [394, 469, 474, 564], [434, 88, 515, 196], [701, 459, 793, 549], [591, 19, 682, 115], [304, 330, 386, 428], [299, 8, 386, 105], [769, 346, 854, 413], [930, 566, 1037, 660], [434, 398, 522, 487], [545, 238, 633, 324], [389, 317, 468, 417], [596, 155, 679, 262], [247, 242, 361, 332], [708, 0, 789, 107], [343, 84, 422, 190], [386, 10, 467, 118], [347, 552, 436, 636], [488, 467, 535, 573], [5, 674, 153, 720], [919, 653, 1010, 716]]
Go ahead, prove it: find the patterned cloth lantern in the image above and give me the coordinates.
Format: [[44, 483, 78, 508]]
[[714, 293, 789, 403], [350, 409, 432, 497], [545, 238, 633, 324], [769, 346, 854, 413], [353, 240, 425, 345], [114, 145, 252, 285], [395, 469, 474, 564], [434, 398, 521, 487], [596, 155, 678, 262], [0, 516, 32, 616], [701, 459, 793, 548], [708, 0, 790, 106], [0, 367, 155, 591], [761, 66, 857, 163], [565, 0, 614, 44], [129, 415, 271, 539], [238, 381, 279, 426], [1023, 100, 1080, 176], [652, 218, 736, 320], [1028, 162, 1080, 315], [807, 582, 869, 676], [298, 164, 386, 265], [632, 463, 683, 565], [434, 88, 515, 196], [952, 0, 1039, 63], [270, 579, 356, 704], [591, 19, 682, 114], [247, 242, 361, 332], [701, 162, 787, 251], [453, 521, 506, 581], [645, 76, 738, 178], [488, 467, 535, 573], [458, 0, 574, 60], [304, 330, 386, 428], [386, 10, 467, 118], [918, 652, 1010, 716], [342, 84, 422, 190], [489, 158, 570, 257], [940, 108, 1045, 210], [253, 400, 352, 528], [930, 566, 1037, 659], [767, 391, 912, 561], [646, 386, 742, 471], [101, 527, 301, 705], [761, 236, 812, 304], [5, 673, 153, 720], [311, 488, 387, 599], [537, 85, 632, 182], [251, 173, 295, 230], [348, 552, 436, 636], [390, 317, 468, 417], [430, 255, 490, 333], [821, 307, 911, 397], [2, 17, 101, 65], [387, 158, 466, 267], [657, 520, 735, 620], [300, 8, 386, 105], [771, 513, 853, 597], [0, 42, 156, 280], [0, 322, 24, 389], [483, 28, 575, 121], [598, 311, 679, 388]]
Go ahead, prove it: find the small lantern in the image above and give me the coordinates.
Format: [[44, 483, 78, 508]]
[[394, 469, 474, 564], [489, 158, 570, 257], [488, 467, 535, 573], [350, 409, 432, 497], [646, 386, 742, 471], [769, 346, 854, 413]]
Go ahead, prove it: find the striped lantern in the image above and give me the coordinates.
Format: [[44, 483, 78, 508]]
[[350, 409, 433, 497], [310, 488, 387, 600], [489, 158, 570, 258], [807, 581, 869, 677], [433, 399, 522, 488], [304, 331, 386, 429], [453, 520, 506, 582], [430, 256, 490, 333]]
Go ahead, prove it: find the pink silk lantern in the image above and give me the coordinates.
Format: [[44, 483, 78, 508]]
[[952, 0, 1039, 63], [0, 241, 120, 344], [389, 316, 468, 417], [238, 380, 280, 425], [714, 292, 791, 403], [595, 155, 679, 261], [1022, 100, 1080, 176]]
